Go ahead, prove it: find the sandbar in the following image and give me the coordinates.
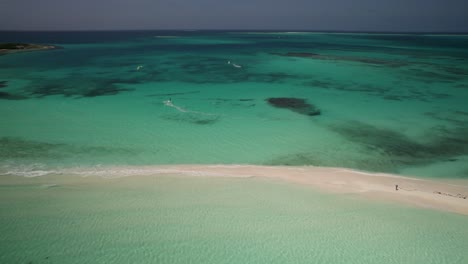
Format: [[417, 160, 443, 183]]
[[2, 165, 467, 215]]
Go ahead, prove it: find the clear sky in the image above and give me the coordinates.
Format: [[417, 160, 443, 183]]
[[1, 0, 467, 32]]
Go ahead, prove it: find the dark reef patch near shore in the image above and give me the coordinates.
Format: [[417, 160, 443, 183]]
[[267, 122, 468, 175], [454, 110, 468, 116], [304, 79, 390, 95], [265, 152, 385, 172], [31, 84, 70, 97], [266, 97, 321, 116], [424, 112, 468, 127], [160, 113, 220, 125], [0, 91, 27, 100], [304, 78, 454, 102], [79, 79, 136, 98], [278, 52, 320, 58], [0, 137, 138, 159], [266, 152, 323, 167], [28, 77, 136, 98], [442, 66, 468, 76], [82, 85, 133, 98], [0, 137, 66, 159], [405, 68, 468, 83], [329, 122, 468, 169], [0, 81, 7, 88]]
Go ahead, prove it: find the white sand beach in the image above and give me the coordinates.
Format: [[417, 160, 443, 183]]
[[4, 165, 467, 215]]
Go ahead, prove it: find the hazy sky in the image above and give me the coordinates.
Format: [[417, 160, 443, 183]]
[[1, 0, 467, 32]]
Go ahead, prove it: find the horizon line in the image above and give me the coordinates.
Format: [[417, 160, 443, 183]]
[[1, 29, 468, 35]]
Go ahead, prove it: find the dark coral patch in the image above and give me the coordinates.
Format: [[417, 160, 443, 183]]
[[442, 67, 468, 76], [407, 68, 464, 83], [81, 79, 136, 98], [83, 85, 133, 97], [27, 76, 137, 98], [266, 97, 320, 116], [0, 137, 138, 159], [0, 137, 65, 158], [31, 84, 70, 97], [346, 57, 407, 67], [267, 122, 468, 175], [329, 122, 468, 169], [160, 113, 220, 125], [284, 52, 320, 58], [0, 81, 7, 88], [383, 95, 403, 101], [271, 52, 319, 58], [0, 91, 27, 100], [263, 72, 296, 83]]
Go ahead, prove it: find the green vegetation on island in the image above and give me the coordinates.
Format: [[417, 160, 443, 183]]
[[0, 43, 58, 55]]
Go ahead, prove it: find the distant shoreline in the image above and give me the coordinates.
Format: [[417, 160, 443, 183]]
[[0, 43, 59, 56]]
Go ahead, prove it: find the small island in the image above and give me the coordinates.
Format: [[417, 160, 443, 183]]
[[0, 43, 59, 56]]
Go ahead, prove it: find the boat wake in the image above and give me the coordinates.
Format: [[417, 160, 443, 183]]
[[227, 61, 242, 68], [163, 100, 216, 116]]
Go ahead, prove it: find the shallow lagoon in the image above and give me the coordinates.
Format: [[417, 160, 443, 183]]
[[0, 31, 468, 178]]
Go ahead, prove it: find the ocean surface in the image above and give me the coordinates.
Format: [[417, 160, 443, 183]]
[[1, 31, 468, 178], [1, 31, 468, 263]]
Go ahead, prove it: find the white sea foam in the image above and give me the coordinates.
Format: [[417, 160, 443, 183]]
[[1, 165, 254, 179], [61, 166, 252, 179], [0, 163, 58, 177], [3, 169, 57, 178]]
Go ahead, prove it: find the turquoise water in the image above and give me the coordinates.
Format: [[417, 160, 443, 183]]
[[1, 176, 467, 264], [1, 31, 468, 178]]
